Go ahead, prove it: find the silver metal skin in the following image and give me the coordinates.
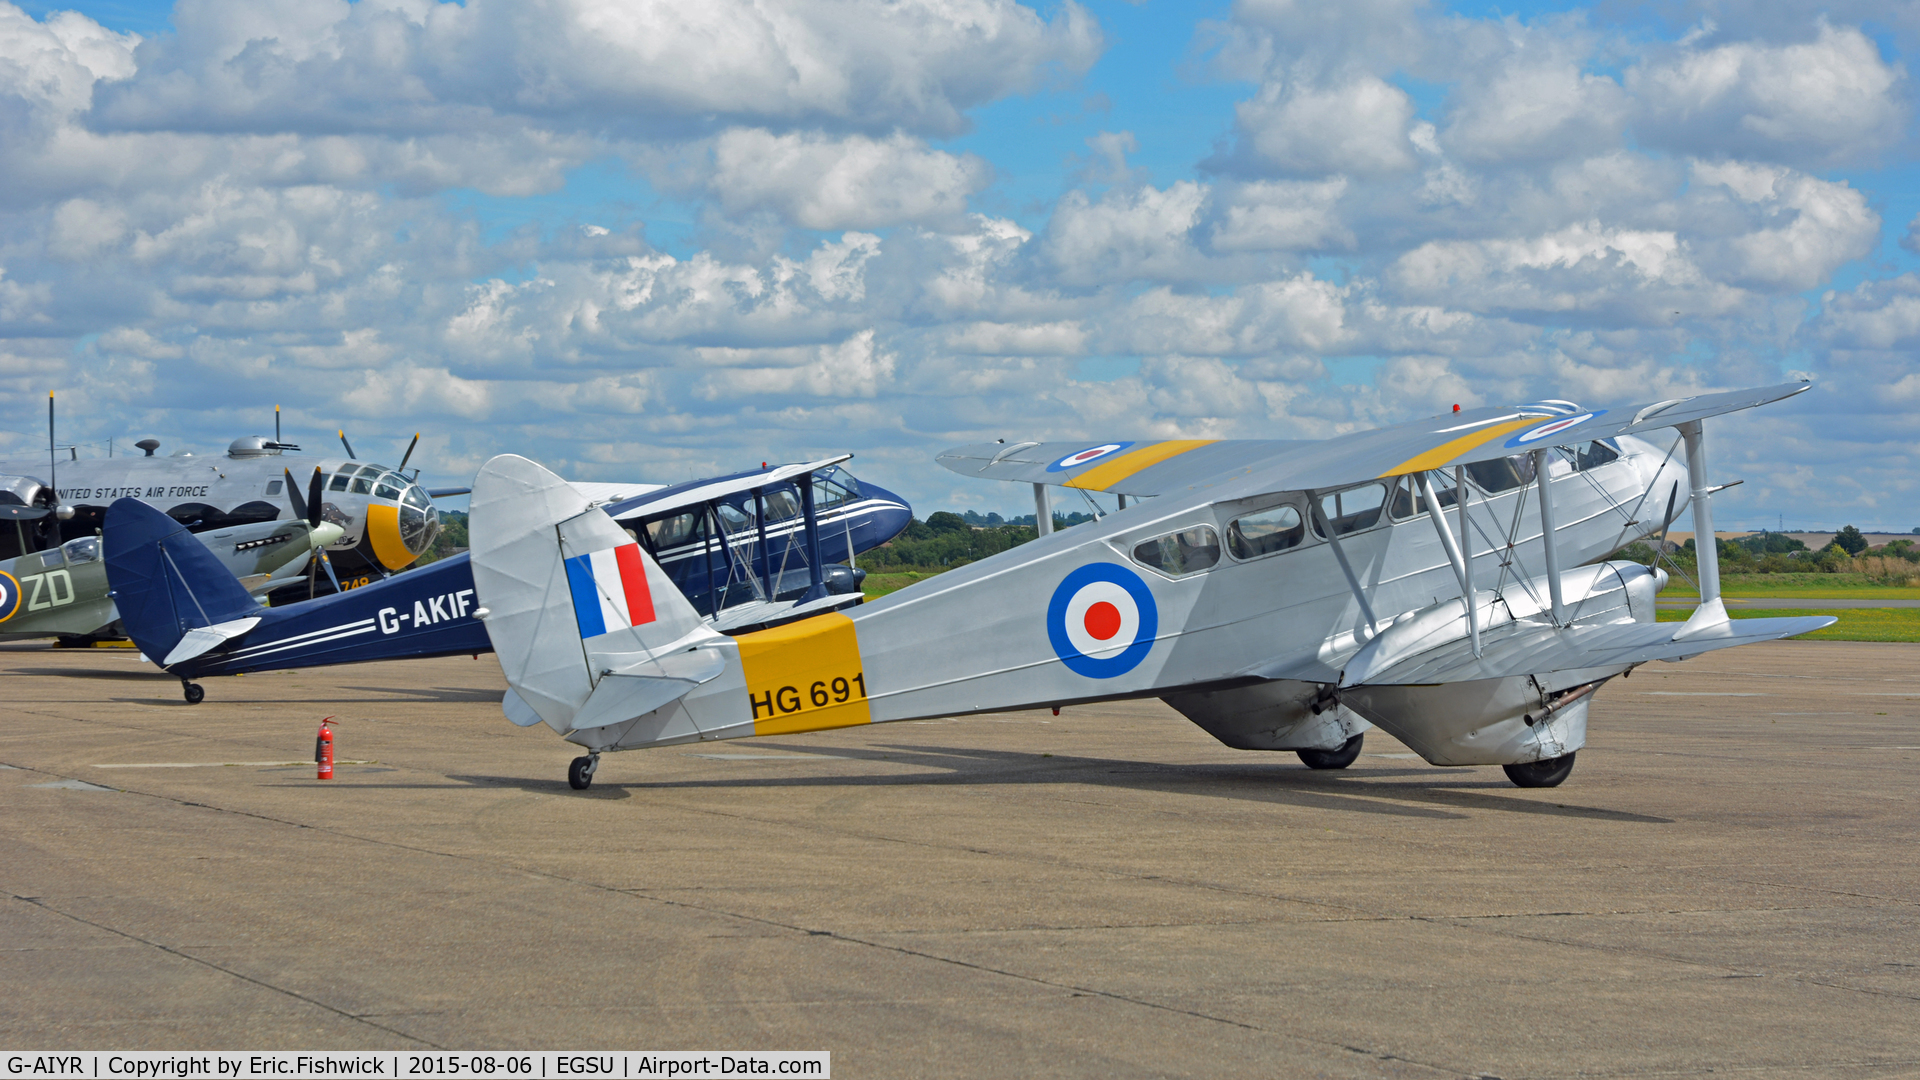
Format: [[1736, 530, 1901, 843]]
[[1034, 484, 1052, 537], [468, 383, 1833, 789]]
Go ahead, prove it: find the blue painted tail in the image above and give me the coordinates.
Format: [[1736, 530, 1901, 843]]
[[105, 497, 259, 662]]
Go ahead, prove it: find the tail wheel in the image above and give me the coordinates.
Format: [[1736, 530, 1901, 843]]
[[1503, 752, 1576, 788], [568, 755, 597, 790], [1297, 733, 1364, 770], [182, 682, 205, 705]]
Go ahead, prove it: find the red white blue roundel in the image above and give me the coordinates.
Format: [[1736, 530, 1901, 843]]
[[1047, 563, 1158, 679], [1505, 409, 1606, 448], [0, 570, 19, 624], [1047, 442, 1133, 472]]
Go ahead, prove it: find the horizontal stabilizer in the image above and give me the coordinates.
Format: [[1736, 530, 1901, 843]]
[[162, 616, 262, 666], [501, 688, 544, 728], [569, 674, 702, 732], [1347, 613, 1833, 686]]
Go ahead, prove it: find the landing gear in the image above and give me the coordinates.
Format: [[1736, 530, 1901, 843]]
[[1504, 752, 1576, 788], [568, 754, 600, 790], [182, 681, 205, 705], [1298, 733, 1364, 770]]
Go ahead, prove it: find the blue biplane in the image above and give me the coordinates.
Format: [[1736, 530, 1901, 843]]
[[106, 456, 910, 702]]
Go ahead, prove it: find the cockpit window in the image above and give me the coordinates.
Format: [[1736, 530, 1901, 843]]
[[814, 466, 861, 508], [1132, 525, 1221, 577], [1388, 474, 1458, 520], [350, 474, 373, 495], [403, 486, 430, 509], [1567, 439, 1620, 471], [648, 512, 700, 549], [1312, 483, 1388, 537], [61, 536, 101, 564], [329, 472, 351, 492], [716, 503, 753, 535], [357, 464, 383, 477], [762, 490, 801, 521], [1464, 454, 1536, 494], [375, 474, 403, 500], [1228, 504, 1304, 560]]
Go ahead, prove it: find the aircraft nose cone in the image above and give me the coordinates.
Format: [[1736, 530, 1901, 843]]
[[859, 481, 913, 544]]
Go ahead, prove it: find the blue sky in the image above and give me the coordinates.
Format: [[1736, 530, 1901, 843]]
[[0, 0, 1915, 530]]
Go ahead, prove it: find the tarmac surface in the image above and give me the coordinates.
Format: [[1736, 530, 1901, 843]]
[[2, 639, 1917, 1077]]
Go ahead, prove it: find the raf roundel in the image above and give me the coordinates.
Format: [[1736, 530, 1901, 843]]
[[1506, 410, 1605, 448], [0, 569, 18, 624], [1047, 442, 1133, 472], [1047, 563, 1159, 679]]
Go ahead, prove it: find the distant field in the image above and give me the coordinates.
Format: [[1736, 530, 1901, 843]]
[[1655, 606, 1920, 642], [1660, 573, 1920, 599], [862, 569, 943, 599]]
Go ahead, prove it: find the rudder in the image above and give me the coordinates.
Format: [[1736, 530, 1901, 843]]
[[104, 497, 260, 664]]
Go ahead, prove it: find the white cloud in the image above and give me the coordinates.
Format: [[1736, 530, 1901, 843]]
[[1208, 178, 1351, 252], [1040, 182, 1209, 285], [705, 130, 988, 230], [1232, 75, 1417, 176], [1629, 24, 1906, 167]]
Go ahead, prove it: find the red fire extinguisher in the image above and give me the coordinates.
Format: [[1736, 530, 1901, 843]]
[[315, 716, 335, 780]]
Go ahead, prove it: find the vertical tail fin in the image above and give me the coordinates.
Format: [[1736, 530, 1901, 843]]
[[470, 455, 726, 734], [104, 497, 260, 664]]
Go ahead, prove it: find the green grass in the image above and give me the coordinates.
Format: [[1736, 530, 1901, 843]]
[[1659, 573, 1920, 599], [861, 568, 948, 599], [1655, 606, 1920, 642]]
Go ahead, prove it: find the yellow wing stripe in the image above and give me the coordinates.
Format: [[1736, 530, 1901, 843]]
[[1063, 440, 1218, 490], [1378, 418, 1540, 478], [737, 611, 873, 736]]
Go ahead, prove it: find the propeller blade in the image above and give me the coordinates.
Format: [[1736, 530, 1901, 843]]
[[275, 404, 281, 444], [284, 468, 308, 521], [397, 433, 420, 472], [1651, 482, 1679, 567], [339, 429, 356, 459], [47, 391, 56, 514], [307, 466, 324, 529], [317, 548, 343, 595]]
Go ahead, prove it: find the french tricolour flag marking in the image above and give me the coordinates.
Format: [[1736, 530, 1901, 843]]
[[564, 544, 657, 639]]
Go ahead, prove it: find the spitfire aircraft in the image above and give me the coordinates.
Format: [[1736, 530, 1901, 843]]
[[3, 402, 446, 594], [103, 457, 910, 701], [428, 381, 1822, 791]]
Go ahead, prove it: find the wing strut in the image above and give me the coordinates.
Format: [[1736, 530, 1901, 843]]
[[1417, 470, 1481, 656], [1308, 492, 1378, 636], [1675, 419, 1727, 635], [1033, 484, 1052, 536], [1531, 449, 1568, 627], [1457, 466, 1480, 656]]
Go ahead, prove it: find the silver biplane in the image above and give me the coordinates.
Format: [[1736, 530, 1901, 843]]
[[463, 382, 1827, 790]]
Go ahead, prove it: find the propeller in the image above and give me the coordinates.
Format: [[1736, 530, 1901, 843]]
[[339, 429, 356, 459], [397, 432, 420, 473], [286, 466, 343, 599]]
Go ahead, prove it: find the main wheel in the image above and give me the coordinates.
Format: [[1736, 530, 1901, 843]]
[[568, 755, 596, 790], [1503, 752, 1576, 788], [1297, 733, 1364, 770], [183, 683, 205, 705]]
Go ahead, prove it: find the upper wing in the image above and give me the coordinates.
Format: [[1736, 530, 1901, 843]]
[[934, 439, 1314, 497], [939, 381, 1811, 498]]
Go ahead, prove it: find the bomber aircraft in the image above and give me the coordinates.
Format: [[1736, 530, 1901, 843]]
[[436, 381, 1824, 791], [103, 457, 910, 702]]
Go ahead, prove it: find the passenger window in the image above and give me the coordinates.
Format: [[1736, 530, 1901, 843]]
[[1228, 505, 1303, 559], [762, 490, 801, 520], [1571, 440, 1620, 471], [1132, 526, 1221, 577], [1388, 474, 1457, 520], [329, 473, 351, 492], [1313, 483, 1388, 537], [1464, 454, 1536, 494], [647, 512, 698, 549]]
